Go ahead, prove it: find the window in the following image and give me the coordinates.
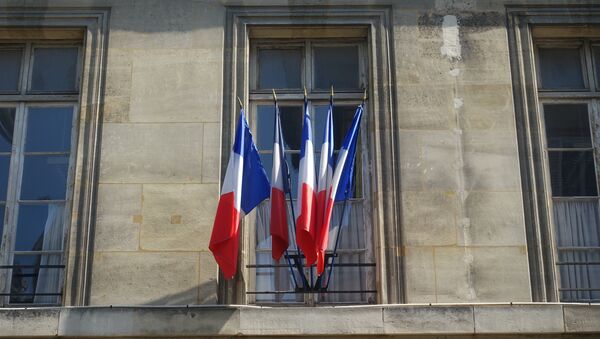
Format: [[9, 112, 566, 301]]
[[0, 41, 82, 305], [222, 8, 399, 305], [534, 39, 600, 302], [246, 37, 375, 304]]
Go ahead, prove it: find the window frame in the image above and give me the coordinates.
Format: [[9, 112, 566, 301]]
[[508, 6, 600, 302], [0, 41, 82, 306], [0, 10, 109, 306], [220, 6, 400, 305]]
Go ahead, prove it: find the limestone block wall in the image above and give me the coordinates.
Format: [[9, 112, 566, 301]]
[[393, 2, 530, 302], [91, 0, 225, 305]]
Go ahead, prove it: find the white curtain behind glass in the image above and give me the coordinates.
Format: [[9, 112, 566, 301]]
[[553, 199, 600, 302], [33, 203, 65, 304], [254, 200, 371, 303]]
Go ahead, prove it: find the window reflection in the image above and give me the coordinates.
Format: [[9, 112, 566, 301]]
[[10, 254, 62, 304], [0, 107, 15, 152], [544, 104, 591, 148], [549, 151, 597, 197], [259, 49, 302, 89], [539, 48, 585, 89], [26, 107, 73, 152], [314, 46, 359, 89], [0, 49, 22, 93], [21, 156, 69, 200], [30, 47, 79, 92], [15, 204, 65, 252]]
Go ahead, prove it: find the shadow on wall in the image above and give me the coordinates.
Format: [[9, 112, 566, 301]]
[[1, 0, 225, 33], [140, 280, 218, 306]]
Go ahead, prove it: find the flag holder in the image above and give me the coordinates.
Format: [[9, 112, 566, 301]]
[[246, 89, 371, 297]]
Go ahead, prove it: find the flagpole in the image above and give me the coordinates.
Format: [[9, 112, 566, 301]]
[[273, 89, 310, 290], [271, 90, 301, 290], [303, 86, 316, 290], [273, 89, 298, 288], [325, 91, 366, 289]]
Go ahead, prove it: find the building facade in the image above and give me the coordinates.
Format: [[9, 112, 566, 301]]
[[0, 0, 599, 337]]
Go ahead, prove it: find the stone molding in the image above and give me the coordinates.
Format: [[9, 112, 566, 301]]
[[0, 303, 599, 337], [221, 5, 402, 306], [507, 5, 600, 302]]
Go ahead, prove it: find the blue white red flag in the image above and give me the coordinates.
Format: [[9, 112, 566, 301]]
[[209, 109, 270, 279], [270, 103, 290, 260], [295, 98, 318, 265], [316, 103, 363, 275], [315, 96, 335, 273]]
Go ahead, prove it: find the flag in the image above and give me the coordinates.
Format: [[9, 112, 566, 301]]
[[295, 98, 318, 265], [209, 109, 270, 279], [315, 96, 334, 275], [316, 103, 363, 275], [270, 102, 290, 260]]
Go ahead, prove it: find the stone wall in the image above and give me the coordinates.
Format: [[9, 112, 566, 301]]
[[393, 3, 530, 302], [91, 0, 225, 305]]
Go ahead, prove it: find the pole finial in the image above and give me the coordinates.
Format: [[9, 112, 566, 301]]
[[237, 96, 244, 110], [362, 88, 367, 102], [303, 86, 308, 100], [272, 88, 277, 102], [331, 85, 334, 97]]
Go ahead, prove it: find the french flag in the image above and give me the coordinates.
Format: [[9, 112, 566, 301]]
[[315, 97, 334, 274], [270, 103, 289, 260], [209, 109, 270, 279], [316, 103, 363, 275], [295, 98, 318, 265]]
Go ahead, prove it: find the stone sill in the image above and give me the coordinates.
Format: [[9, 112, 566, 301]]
[[0, 303, 599, 337]]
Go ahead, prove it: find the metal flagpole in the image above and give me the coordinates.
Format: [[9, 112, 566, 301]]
[[325, 188, 350, 289], [325, 89, 367, 290], [272, 90, 300, 290], [303, 86, 315, 290]]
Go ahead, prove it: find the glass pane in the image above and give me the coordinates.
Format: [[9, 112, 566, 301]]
[[314, 105, 358, 151], [10, 254, 62, 304], [0, 204, 5, 243], [280, 106, 303, 151], [30, 47, 78, 92], [594, 46, 600, 90], [286, 152, 300, 197], [25, 106, 74, 152], [0, 49, 22, 92], [21, 155, 70, 200], [0, 156, 10, 200], [253, 202, 303, 303], [549, 151, 597, 197], [538, 48, 585, 89], [544, 104, 591, 148], [256, 105, 303, 151], [314, 46, 360, 90], [256, 105, 275, 151], [258, 49, 302, 89], [15, 203, 65, 251], [0, 107, 16, 152], [553, 200, 600, 302]]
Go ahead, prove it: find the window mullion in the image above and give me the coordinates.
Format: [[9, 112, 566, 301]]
[[305, 39, 312, 92], [583, 40, 596, 92], [592, 99, 600, 195], [0, 101, 27, 305], [18, 43, 32, 95]]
